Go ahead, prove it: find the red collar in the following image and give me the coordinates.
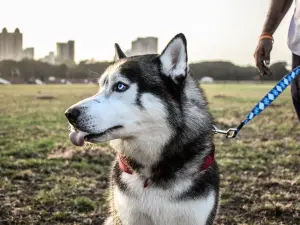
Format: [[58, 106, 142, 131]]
[[118, 144, 215, 188], [200, 144, 215, 171], [118, 154, 151, 187]]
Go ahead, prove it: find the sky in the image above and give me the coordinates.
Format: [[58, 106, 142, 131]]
[[0, 0, 296, 66]]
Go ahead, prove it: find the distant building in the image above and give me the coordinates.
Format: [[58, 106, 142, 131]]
[[41, 52, 55, 65], [68, 40, 75, 62], [125, 50, 132, 57], [0, 28, 23, 61], [23, 47, 34, 60], [127, 37, 158, 56], [56, 40, 75, 64], [56, 43, 68, 62]]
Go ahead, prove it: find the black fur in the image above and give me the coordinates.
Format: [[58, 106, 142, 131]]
[[110, 54, 219, 207], [66, 34, 220, 225], [117, 58, 185, 130], [114, 43, 126, 61], [107, 34, 219, 225]]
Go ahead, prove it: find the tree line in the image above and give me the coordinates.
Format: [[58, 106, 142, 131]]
[[0, 59, 289, 83]]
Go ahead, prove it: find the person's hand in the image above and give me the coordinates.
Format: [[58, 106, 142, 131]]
[[254, 38, 273, 76]]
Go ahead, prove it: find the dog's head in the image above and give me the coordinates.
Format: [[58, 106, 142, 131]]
[[65, 33, 210, 147]]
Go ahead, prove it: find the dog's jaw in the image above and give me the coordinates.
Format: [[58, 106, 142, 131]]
[[68, 125, 124, 146]]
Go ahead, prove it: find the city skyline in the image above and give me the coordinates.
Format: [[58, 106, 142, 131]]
[[0, 0, 296, 66], [0, 27, 75, 64], [0, 27, 158, 65]]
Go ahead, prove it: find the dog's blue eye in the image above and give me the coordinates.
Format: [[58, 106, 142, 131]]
[[115, 82, 129, 92]]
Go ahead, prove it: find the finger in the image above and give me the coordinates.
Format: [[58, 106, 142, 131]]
[[261, 49, 271, 66], [255, 49, 272, 76], [264, 66, 272, 76], [255, 53, 265, 75], [256, 59, 271, 76], [260, 62, 271, 76], [264, 60, 270, 66]]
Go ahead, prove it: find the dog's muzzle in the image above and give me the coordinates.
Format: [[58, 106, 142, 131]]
[[65, 106, 123, 146], [65, 106, 87, 146]]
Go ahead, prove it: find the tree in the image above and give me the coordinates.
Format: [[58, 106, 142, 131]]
[[0, 59, 290, 83]]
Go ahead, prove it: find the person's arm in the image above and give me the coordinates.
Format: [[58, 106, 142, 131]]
[[254, 0, 293, 76], [262, 0, 293, 35]]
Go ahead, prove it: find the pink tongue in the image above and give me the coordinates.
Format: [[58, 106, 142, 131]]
[[69, 131, 87, 146]]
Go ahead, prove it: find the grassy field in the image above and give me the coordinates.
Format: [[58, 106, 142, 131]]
[[0, 84, 299, 225]]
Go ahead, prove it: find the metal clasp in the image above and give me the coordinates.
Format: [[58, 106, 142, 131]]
[[213, 126, 238, 138]]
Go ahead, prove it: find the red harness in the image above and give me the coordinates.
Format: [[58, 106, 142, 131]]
[[118, 144, 215, 188]]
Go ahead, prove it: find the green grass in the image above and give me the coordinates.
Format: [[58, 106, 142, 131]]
[[0, 84, 299, 224]]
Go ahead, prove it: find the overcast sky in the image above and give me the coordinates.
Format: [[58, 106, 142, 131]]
[[0, 0, 296, 66]]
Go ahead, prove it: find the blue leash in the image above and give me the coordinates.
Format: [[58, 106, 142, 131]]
[[213, 66, 300, 138]]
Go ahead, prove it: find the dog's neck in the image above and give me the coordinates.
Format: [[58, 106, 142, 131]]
[[114, 137, 215, 190], [110, 127, 213, 183], [110, 131, 172, 168]]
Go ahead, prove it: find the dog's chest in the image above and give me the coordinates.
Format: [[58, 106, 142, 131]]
[[113, 173, 215, 225]]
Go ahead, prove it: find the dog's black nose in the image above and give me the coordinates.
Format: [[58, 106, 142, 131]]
[[65, 107, 81, 124]]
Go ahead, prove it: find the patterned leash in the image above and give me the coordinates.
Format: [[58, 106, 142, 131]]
[[213, 66, 300, 138]]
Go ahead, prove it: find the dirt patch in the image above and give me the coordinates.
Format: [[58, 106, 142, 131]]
[[2, 84, 299, 225], [214, 94, 234, 99], [36, 95, 56, 100], [268, 103, 281, 108], [48, 144, 115, 160]]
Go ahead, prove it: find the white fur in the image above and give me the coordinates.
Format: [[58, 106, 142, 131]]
[[67, 35, 218, 225], [110, 93, 173, 167], [71, 66, 173, 165], [160, 37, 187, 79], [114, 182, 215, 225]]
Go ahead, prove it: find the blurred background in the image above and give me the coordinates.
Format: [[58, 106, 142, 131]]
[[0, 1, 299, 225], [0, 0, 295, 84]]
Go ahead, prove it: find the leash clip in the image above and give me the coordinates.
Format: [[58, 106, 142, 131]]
[[213, 126, 238, 138]]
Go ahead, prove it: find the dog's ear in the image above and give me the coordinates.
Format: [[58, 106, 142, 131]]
[[159, 33, 188, 83], [114, 43, 127, 61]]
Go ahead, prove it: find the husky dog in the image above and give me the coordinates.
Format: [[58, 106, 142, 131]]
[[65, 33, 219, 225]]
